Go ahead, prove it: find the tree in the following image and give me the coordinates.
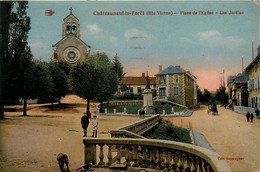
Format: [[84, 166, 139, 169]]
[[49, 62, 69, 107], [112, 54, 125, 81], [0, 1, 12, 119], [203, 89, 212, 104], [7, 1, 34, 116], [70, 54, 118, 115], [95, 54, 118, 111], [34, 62, 53, 105], [215, 86, 229, 106], [197, 87, 204, 103]]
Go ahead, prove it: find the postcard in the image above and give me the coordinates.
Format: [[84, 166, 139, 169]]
[[0, 1, 259, 172]]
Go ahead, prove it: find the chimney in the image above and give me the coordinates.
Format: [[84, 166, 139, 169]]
[[159, 65, 162, 72], [142, 73, 145, 77], [175, 65, 181, 69]]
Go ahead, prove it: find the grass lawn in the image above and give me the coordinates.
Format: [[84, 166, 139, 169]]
[[101, 104, 183, 114], [143, 124, 191, 144]]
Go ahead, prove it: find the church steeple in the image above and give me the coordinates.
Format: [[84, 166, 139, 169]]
[[52, 7, 90, 64], [62, 7, 80, 38]]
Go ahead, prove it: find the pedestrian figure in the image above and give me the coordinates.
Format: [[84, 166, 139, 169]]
[[139, 110, 142, 118], [81, 113, 89, 137], [246, 112, 250, 122], [255, 108, 259, 118], [211, 103, 218, 115], [155, 107, 158, 114], [250, 113, 254, 123], [92, 115, 98, 137], [142, 109, 145, 117]]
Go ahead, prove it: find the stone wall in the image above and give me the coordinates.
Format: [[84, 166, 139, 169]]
[[234, 105, 256, 115]]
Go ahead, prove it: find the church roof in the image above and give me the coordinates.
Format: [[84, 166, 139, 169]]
[[52, 33, 90, 48], [63, 13, 79, 21]]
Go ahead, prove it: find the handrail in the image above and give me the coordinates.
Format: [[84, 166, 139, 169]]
[[110, 115, 161, 138], [83, 137, 231, 172]]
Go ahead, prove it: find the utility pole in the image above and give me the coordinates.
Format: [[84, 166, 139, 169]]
[[242, 57, 244, 73], [223, 69, 225, 87], [252, 42, 254, 60]]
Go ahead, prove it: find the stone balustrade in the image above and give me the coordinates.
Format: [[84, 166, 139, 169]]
[[110, 115, 161, 138], [83, 138, 231, 172]]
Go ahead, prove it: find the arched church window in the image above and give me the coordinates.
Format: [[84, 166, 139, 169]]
[[66, 23, 71, 34], [72, 23, 77, 35]]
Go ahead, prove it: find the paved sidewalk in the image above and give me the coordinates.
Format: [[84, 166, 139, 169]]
[[192, 131, 215, 152]]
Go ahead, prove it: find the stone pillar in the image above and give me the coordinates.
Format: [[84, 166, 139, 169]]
[[84, 143, 96, 165], [113, 109, 116, 114], [163, 110, 165, 115], [172, 107, 175, 114], [105, 108, 107, 114], [124, 107, 127, 114], [143, 89, 153, 107]]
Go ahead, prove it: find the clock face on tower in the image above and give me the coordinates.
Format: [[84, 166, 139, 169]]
[[63, 47, 80, 63]]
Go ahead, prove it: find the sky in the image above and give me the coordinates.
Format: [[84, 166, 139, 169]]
[[27, 1, 259, 91]]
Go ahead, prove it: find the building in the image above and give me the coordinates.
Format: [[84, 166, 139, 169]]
[[227, 73, 249, 108], [119, 73, 156, 95], [245, 47, 260, 108], [52, 8, 90, 64], [154, 65, 197, 108], [227, 75, 236, 104]]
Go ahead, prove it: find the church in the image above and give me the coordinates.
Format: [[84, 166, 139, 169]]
[[52, 8, 91, 64]]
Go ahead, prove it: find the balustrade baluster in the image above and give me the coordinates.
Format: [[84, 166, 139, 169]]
[[182, 153, 189, 171], [141, 147, 148, 168], [189, 155, 196, 172], [148, 148, 155, 169], [195, 157, 202, 172], [137, 146, 143, 167], [116, 145, 122, 164], [163, 149, 169, 171], [125, 147, 131, 166], [203, 161, 210, 172], [155, 149, 161, 170], [176, 151, 182, 172], [132, 146, 139, 167], [106, 144, 112, 166], [98, 144, 105, 165], [168, 151, 174, 171]]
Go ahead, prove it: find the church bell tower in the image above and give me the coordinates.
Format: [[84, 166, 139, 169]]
[[52, 7, 90, 64]]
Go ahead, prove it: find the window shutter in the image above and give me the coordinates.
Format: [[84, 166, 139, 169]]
[[258, 75, 260, 89]]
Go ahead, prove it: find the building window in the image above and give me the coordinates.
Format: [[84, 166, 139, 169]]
[[72, 23, 77, 35], [127, 88, 133, 94], [174, 75, 179, 84], [66, 23, 71, 34], [159, 88, 166, 96], [137, 87, 142, 94], [174, 87, 179, 96], [159, 76, 166, 84]]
